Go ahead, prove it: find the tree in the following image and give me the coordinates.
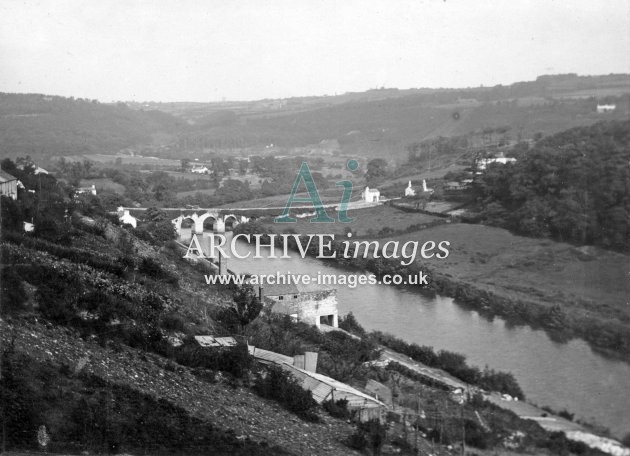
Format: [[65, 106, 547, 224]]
[[0, 268, 27, 314], [366, 158, 388, 186], [232, 285, 263, 331]]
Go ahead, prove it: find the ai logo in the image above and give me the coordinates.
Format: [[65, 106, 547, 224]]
[[275, 159, 359, 223]]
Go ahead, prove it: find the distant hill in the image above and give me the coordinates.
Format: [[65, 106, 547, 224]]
[[2, 74, 630, 164], [0, 93, 185, 162], [143, 74, 630, 160]]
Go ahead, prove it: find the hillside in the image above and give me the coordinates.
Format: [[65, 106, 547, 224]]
[[2, 74, 629, 168], [0, 93, 185, 162], [2, 160, 610, 455], [153, 74, 630, 159]]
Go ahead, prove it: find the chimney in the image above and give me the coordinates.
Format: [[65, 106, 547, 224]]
[[304, 352, 318, 373], [293, 355, 305, 369]]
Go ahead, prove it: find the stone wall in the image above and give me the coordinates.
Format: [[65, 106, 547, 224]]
[[264, 289, 338, 327]]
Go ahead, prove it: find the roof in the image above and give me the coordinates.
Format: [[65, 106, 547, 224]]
[[248, 346, 294, 365], [280, 363, 386, 409], [260, 282, 332, 297], [248, 345, 385, 409], [194, 335, 237, 347], [0, 170, 17, 182]]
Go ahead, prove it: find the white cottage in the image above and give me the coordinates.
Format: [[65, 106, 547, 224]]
[[117, 207, 137, 228], [362, 186, 380, 203]]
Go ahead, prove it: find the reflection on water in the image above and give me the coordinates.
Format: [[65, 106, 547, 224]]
[[207, 232, 630, 438]]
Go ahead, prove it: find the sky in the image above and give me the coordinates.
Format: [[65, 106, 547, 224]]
[[1, 0, 629, 102]]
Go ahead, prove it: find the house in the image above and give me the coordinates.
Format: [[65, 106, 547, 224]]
[[421, 179, 433, 193], [476, 153, 516, 172], [597, 104, 616, 113], [75, 184, 97, 196], [404, 181, 416, 197], [191, 165, 210, 174], [0, 170, 20, 200], [117, 206, 137, 228], [361, 186, 380, 203], [259, 282, 338, 328], [17, 163, 48, 175]]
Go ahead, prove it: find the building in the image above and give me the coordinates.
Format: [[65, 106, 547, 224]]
[[249, 346, 386, 421], [75, 184, 97, 196], [476, 153, 517, 172], [260, 282, 338, 328], [0, 170, 19, 200], [117, 206, 137, 228], [421, 179, 433, 193], [597, 104, 616, 113], [404, 180, 416, 197], [191, 165, 210, 174], [361, 186, 380, 203], [17, 163, 48, 175]]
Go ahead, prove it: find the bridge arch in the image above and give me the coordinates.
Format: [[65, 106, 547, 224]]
[[223, 214, 239, 230]]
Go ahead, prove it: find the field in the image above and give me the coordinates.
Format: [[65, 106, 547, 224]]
[[392, 223, 630, 325], [71, 154, 181, 167], [262, 204, 443, 237], [79, 178, 126, 194]]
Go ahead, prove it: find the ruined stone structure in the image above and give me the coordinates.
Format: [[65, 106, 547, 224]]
[[260, 283, 338, 328]]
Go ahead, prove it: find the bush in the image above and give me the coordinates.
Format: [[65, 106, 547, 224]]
[[0, 268, 27, 314], [347, 419, 387, 454], [253, 364, 318, 421], [161, 312, 186, 332], [338, 312, 366, 337], [464, 419, 490, 449], [322, 398, 351, 420], [174, 341, 252, 379], [138, 257, 179, 286]]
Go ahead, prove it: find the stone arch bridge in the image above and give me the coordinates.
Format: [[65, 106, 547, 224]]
[[172, 211, 250, 235]]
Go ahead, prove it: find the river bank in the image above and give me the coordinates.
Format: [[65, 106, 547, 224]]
[[246, 219, 630, 360], [222, 222, 630, 439]]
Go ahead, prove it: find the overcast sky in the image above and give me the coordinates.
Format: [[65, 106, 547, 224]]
[[1, 0, 629, 102]]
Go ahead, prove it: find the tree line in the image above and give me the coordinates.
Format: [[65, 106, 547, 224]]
[[472, 120, 630, 252]]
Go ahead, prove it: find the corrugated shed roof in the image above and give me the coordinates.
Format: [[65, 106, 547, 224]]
[[248, 346, 294, 365], [248, 345, 385, 409], [280, 363, 386, 409]]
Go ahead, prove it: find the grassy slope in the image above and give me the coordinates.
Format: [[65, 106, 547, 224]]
[[0, 319, 358, 456], [262, 205, 442, 237]]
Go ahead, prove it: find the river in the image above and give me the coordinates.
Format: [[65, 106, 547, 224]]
[[206, 232, 630, 439]]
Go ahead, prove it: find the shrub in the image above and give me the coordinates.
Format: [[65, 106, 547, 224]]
[[347, 419, 387, 454], [161, 312, 186, 332], [338, 312, 366, 337], [253, 364, 318, 421], [138, 257, 178, 286], [0, 268, 27, 314], [174, 341, 252, 379], [322, 398, 351, 420]]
